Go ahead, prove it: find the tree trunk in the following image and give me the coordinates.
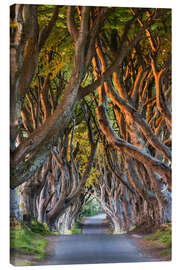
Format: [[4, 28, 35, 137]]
[[112, 216, 121, 234], [10, 188, 20, 220]]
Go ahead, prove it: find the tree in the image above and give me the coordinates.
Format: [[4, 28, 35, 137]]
[[10, 5, 171, 232], [10, 5, 108, 188]]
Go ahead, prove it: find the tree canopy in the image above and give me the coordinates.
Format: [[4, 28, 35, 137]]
[[10, 5, 171, 233]]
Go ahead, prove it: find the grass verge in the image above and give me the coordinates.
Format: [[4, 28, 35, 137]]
[[10, 221, 50, 265], [70, 223, 82, 234], [144, 223, 171, 259]]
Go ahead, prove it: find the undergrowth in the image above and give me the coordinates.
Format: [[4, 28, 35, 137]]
[[144, 223, 171, 257], [10, 224, 48, 261], [70, 223, 82, 234], [31, 220, 51, 235], [10, 219, 56, 265]]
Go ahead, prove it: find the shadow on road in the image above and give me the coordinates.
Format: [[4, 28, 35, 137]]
[[83, 222, 109, 230], [82, 214, 110, 234]]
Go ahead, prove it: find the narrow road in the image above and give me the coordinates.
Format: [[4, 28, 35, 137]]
[[82, 214, 109, 234], [41, 214, 156, 265]]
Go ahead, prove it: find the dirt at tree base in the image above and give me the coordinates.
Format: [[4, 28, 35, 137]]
[[10, 250, 39, 266], [127, 224, 171, 261]]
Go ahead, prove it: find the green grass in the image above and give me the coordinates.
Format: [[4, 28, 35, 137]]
[[31, 220, 57, 235], [67, 222, 82, 235], [160, 248, 171, 257], [144, 223, 171, 258], [144, 223, 171, 248], [10, 223, 48, 260], [31, 220, 60, 235], [70, 224, 82, 234]]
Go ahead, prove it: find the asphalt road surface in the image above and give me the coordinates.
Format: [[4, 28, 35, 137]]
[[41, 214, 155, 265]]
